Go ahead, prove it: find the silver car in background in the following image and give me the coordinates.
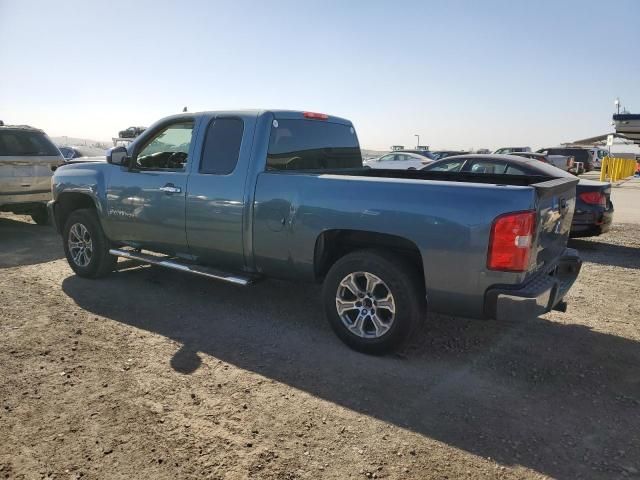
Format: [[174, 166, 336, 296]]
[[364, 151, 433, 170], [0, 124, 64, 224]]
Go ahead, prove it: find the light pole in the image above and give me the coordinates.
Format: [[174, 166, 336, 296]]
[[414, 134, 420, 148]]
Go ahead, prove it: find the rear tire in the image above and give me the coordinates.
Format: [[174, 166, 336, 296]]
[[30, 205, 50, 225], [63, 209, 116, 278], [322, 250, 425, 354]]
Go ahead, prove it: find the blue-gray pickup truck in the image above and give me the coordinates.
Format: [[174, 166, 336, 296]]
[[49, 110, 581, 353]]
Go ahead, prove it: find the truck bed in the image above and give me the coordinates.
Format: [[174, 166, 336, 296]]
[[297, 167, 558, 186]]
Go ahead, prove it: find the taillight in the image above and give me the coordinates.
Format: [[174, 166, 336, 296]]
[[303, 111, 328, 120], [487, 211, 536, 272], [579, 191, 606, 207]]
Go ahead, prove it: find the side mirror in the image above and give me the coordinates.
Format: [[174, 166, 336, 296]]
[[107, 146, 129, 166]]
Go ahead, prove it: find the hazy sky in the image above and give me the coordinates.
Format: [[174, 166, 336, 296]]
[[1, 0, 639, 150]]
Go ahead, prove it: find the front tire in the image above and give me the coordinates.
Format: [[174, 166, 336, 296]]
[[63, 209, 116, 278], [322, 250, 425, 354]]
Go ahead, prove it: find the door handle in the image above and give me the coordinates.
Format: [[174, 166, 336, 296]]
[[159, 184, 181, 194]]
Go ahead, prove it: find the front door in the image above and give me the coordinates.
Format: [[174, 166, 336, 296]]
[[105, 120, 196, 255]]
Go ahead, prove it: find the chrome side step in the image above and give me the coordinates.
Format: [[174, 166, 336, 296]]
[[108, 248, 256, 286]]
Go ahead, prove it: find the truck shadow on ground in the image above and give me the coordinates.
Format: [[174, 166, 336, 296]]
[[569, 237, 640, 269], [62, 263, 640, 480], [0, 215, 63, 268]]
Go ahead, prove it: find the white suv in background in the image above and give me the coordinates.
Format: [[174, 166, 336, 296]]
[[0, 124, 64, 224], [493, 147, 532, 154]]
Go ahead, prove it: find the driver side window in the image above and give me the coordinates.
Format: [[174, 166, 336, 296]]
[[134, 121, 194, 171]]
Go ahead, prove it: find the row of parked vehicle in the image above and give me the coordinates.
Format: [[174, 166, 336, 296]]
[[366, 145, 610, 173], [363, 146, 613, 238]]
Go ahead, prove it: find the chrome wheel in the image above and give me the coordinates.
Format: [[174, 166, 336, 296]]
[[68, 223, 93, 267], [335, 271, 396, 339]]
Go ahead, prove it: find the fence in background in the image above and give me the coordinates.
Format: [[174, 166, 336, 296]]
[[600, 157, 637, 182]]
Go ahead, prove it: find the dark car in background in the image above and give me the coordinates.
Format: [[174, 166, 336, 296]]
[[118, 126, 146, 138], [423, 154, 613, 237], [58, 145, 105, 161], [536, 147, 606, 172], [511, 151, 581, 175]]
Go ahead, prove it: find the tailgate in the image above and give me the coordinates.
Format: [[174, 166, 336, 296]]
[[530, 177, 579, 273], [0, 156, 57, 195]]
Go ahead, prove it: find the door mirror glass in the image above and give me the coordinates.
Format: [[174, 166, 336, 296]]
[[107, 146, 129, 166]]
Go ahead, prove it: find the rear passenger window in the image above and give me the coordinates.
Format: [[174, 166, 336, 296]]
[[469, 160, 507, 174], [0, 130, 60, 156], [200, 118, 244, 174], [506, 165, 527, 175]]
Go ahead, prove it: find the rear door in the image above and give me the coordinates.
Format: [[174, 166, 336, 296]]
[[405, 154, 425, 169], [374, 153, 396, 169], [185, 115, 252, 269]]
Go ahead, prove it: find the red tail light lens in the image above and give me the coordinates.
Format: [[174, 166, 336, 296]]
[[487, 211, 536, 272], [579, 191, 606, 207], [303, 111, 328, 120]]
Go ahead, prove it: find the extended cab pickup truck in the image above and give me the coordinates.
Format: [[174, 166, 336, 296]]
[[49, 110, 582, 353]]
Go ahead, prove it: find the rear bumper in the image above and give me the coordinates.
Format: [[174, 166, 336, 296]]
[[484, 248, 582, 321], [570, 208, 613, 237], [0, 191, 51, 207]]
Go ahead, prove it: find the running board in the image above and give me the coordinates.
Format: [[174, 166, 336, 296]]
[[108, 248, 256, 286]]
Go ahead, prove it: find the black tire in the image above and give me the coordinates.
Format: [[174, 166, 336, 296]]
[[30, 205, 50, 225], [63, 209, 116, 278], [322, 250, 425, 354]]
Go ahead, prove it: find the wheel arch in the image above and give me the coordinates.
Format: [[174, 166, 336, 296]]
[[53, 192, 100, 233], [313, 229, 425, 290]]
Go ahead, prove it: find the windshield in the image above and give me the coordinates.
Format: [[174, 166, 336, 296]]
[[0, 130, 60, 156], [267, 119, 362, 171]]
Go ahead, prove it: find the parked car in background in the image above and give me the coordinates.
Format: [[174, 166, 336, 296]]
[[395, 149, 436, 160], [118, 126, 146, 138], [423, 154, 613, 237], [511, 151, 580, 175], [49, 110, 581, 353], [58, 145, 106, 161], [0, 124, 64, 224], [431, 150, 467, 160], [493, 146, 531, 154], [536, 147, 608, 172], [364, 151, 433, 170]]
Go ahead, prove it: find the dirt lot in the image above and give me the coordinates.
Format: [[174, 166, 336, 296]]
[[1, 213, 639, 480]]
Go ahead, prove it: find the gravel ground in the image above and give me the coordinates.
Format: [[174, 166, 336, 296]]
[[1, 213, 639, 480]]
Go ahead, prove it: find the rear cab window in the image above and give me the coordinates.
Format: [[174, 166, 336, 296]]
[[266, 118, 362, 171], [200, 118, 244, 174], [0, 129, 60, 156]]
